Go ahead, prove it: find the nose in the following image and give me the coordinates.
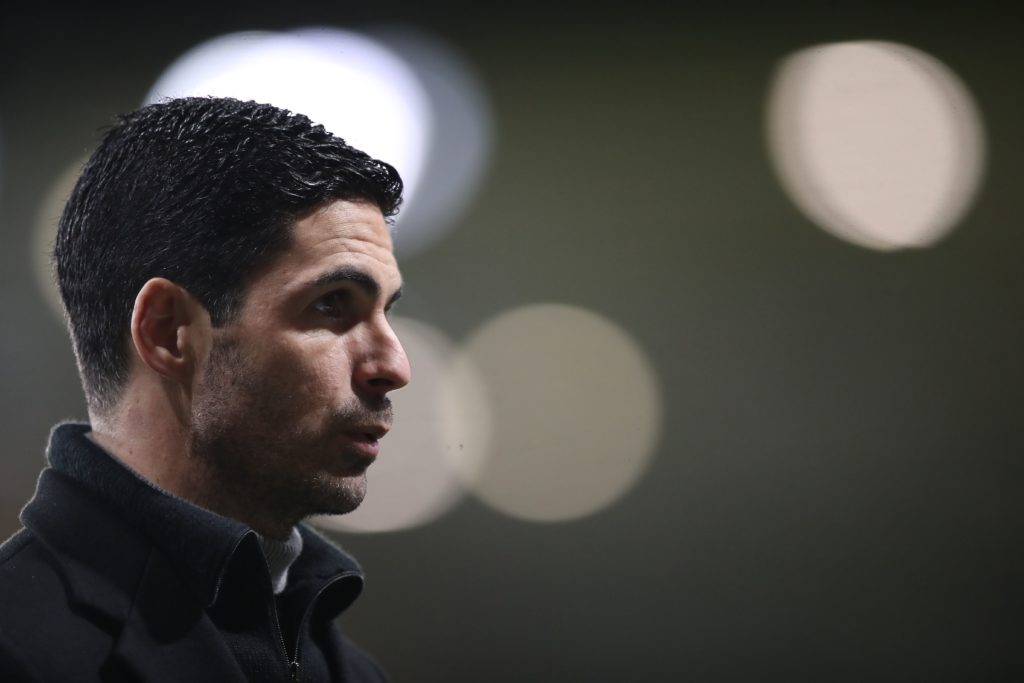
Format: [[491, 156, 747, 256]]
[[354, 319, 411, 397]]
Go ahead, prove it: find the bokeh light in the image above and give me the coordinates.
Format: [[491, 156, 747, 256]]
[[453, 303, 662, 523], [145, 29, 432, 217], [313, 317, 490, 533], [146, 26, 493, 257], [767, 41, 985, 250], [32, 156, 86, 319], [366, 26, 494, 257]]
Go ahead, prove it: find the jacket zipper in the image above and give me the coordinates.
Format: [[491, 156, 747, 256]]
[[270, 595, 299, 681], [286, 571, 361, 681], [273, 569, 362, 681]]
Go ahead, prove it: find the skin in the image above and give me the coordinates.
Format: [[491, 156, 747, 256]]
[[90, 199, 411, 539]]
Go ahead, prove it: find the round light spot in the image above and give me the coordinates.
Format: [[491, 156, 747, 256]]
[[145, 29, 431, 216], [454, 304, 662, 523], [312, 316, 491, 533], [767, 41, 985, 250], [365, 26, 494, 257], [32, 156, 87, 320]]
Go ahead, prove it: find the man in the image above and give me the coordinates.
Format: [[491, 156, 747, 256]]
[[0, 97, 411, 681]]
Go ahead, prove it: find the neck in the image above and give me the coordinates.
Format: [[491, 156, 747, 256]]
[[90, 396, 298, 540], [90, 395, 192, 497]]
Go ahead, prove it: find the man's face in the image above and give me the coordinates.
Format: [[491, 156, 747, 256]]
[[189, 199, 410, 532]]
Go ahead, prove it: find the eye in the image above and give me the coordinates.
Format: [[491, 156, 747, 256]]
[[313, 290, 353, 319]]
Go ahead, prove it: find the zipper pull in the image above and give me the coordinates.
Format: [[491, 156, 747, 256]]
[[289, 660, 300, 681]]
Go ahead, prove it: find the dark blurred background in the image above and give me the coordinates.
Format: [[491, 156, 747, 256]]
[[2, 2, 1022, 681]]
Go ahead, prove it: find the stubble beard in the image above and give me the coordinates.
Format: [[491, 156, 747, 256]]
[[188, 337, 389, 530]]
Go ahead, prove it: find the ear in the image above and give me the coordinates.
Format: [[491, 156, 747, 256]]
[[130, 278, 209, 382]]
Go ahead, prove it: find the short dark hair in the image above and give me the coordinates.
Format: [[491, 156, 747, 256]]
[[54, 96, 404, 414]]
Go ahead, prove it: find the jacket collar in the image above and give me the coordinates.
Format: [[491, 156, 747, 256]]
[[27, 422, 364, 612], [17, 422, 367, 682], [21, 468, 250, 682]]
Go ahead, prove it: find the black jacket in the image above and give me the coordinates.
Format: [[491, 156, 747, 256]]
[[0, 423, 390, 682]]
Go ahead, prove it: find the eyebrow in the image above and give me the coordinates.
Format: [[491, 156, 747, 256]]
[[310, 266, 404, 309]]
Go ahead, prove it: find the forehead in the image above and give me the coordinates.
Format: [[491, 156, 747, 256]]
[[248, 199, 399, 295]]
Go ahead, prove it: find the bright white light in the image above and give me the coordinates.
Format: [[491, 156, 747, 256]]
[[767, 41, 985, 250], [453, 304, 662, 523], [366, 26, 494, 257], [145, 29, 432, 216], [313, 317, 491, 533]]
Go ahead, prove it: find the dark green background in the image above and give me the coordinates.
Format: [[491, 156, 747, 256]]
[[2, 2, 1021, 680]]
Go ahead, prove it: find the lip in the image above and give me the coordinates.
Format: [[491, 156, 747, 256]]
[[342, 424, 389, 459], [352, 423, 389, 440]]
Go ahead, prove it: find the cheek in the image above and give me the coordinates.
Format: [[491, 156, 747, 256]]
[[280, 338, 357, 409], [308, 340, 355, 392]]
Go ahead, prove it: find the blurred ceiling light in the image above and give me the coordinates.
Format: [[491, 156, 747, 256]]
[[313, 317, 490, 533], [363, 26, 494, 257], [146, 26, 494, 256], [767, 41, 985, 250], [453, 303, 662, 523], [146, 29, 430, 221], [33, 156, 87, 320]]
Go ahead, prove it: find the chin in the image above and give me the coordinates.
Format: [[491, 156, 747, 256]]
[[305, 472, 367, 516]]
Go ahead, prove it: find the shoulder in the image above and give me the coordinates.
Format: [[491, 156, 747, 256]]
[[0, 523, 87, 612], [0, 526, 75, 616], [0, 522, 150, 681], [0, 527, 59, 602], [0, 626, 41, 682], [0, 526, 32, 560], [0, 528, 69, 680]]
